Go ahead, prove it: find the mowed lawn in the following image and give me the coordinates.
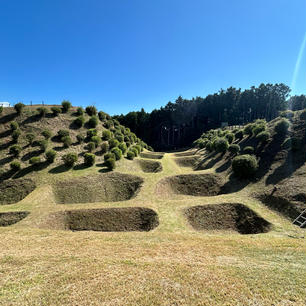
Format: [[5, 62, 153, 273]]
[[0, 152, 305, 306]]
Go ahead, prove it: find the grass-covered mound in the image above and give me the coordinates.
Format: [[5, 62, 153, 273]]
[[0, 178, 36, 204], [184, 203, 271, 234], [173, 156, 199, 168], [45, 207, 159, 232], [53, 172, 143, 204], [156, 173, 225, 197], [137, 159, 162, 173], [0, 211, 29, 226], [140, 152, 164, 159], [174, 149, 197, 157]]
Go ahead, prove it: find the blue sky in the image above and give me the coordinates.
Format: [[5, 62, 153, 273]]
[[0, 0, 305, 115]]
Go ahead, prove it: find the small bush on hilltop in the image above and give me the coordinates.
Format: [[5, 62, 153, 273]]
[[91, 136, 101, 147], [252, 124, 266, 136], [256, 131, 270, 143], [118, 142, 127, 154], [243, 146, 254, 155], [45, 149, 56, 163], [225, 133, 235, 144], [214, 137, 229, 153], [130, 147, 139, 157], [12, 129, 21, 142], [57, 129, 69, 138], [51, 106, 61, 116], [41, 130, 52, 139], [274, 118, 290, 136], [76, 134, 85, 144], [62, 152, 78, 167], [9, 145, 22, 157], [87, 141, 96, 152], [232, 154, 258, 178], [127, 150, 135, 160], [98, 111, 107, 121], [105, 158, 116, 170], [102, 130, 111, 140], [38, 139, 48, 152], [228, 144, 240, 155], [84, 153, 95, 166], [25, 133, 35, 145], [74, 116, 85, 128], [37, 107, 47, 117], [61, 100, 71, 113], [85, 105, 97, 116], [104, 152, 115, 161], [10, 161, 21, 172], [0, 106, 3, 114], [111, 147, 122, 160], [101, 142, 109, 154], [29, 156, 41, 165], [61, 136, 72, 148], [10, 121, 19, 130], [109, 138, 119, 149], [243, 123, 255, 136], [88, 115, 99, 128], [14, 102, 25, 115], [76, 107, 84, 116], [87, 129, 97, 138], [234, 130, 244, 140]]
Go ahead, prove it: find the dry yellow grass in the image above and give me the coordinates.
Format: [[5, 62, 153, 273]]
[[0, 152, 305, 305]]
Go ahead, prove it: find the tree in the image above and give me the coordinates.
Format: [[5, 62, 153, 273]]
[[14, 102, 25, 115]]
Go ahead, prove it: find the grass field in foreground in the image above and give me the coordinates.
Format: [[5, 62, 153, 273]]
[[0, 151, 305, 306]]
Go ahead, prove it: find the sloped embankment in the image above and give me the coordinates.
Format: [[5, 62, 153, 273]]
[[184, 203, 271, 234], [44, 207, 159, 232], [137, 159, 162, 173], [53, 172, 143, 204], [0, 211, 30, 226], [174, 156, 200, 168], [140, 152, 164, 159]]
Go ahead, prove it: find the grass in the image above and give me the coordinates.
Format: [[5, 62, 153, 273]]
[[0, 151, 305, 305]]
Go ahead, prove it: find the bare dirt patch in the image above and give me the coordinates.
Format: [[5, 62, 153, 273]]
[[156, 173, 225, 197], [52, 172, 143, 204], [137, 159, 162, 173], [0, 211, 30, 226], [184, 203, 271, 234], [140, 152, 164, 159], [44, 207, 159, 232], [0, 178, 36, 205]]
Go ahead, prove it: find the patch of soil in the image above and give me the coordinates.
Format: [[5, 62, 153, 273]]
[[174, 156, 200, 168], [184, 203, 271, 234], [45, 207, 159, 232], [140, 152, 164, 159], [137, 159, 162, 173], [156, 173, 225, 197], [53, 172, 143, 204], [0, 178, 36, 205], [0, 211, 30, 226]]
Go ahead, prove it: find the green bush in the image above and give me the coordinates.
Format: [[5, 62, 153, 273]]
[[38, 139, 48, 152], [62, 152, 78, 167], [225, 133, 234, 144], [256, 131, 270, 143], [9, 145, 22, 157], [61, 136, 72, 148], [130, 147, 139, 156], [109, 138, 119, 149], [104, 120, 113, 129], [91, 135, 101, 146], [45, 149, 56, 163], [243, 123, 255, 136], [10, 121, 19, 130], [228, 144, 240, 155], [104, 152, 115, 161], [37, 107, 47, 117], [280, 110, 294, 119], [102, 130, 111, 140], [10, 160, 21, 171], [127, 150, 135, 160], [87, 128, 97, 138], [88, 115, 99, 128], [235, 130, 244, 140], [214, 137, 229, 153], [101, 142, 109, 154], [118, 142, 127, 154], [87, 141, 96, 152], [85, 105, 97, 116], [74, 116, 85, 128], [25, 133, 35, 145], [51, 106, 61, 116], [98, 111, 107, 121], [105, 158, 116, 170], [252, 124, 266, 136], [14, 102, 25, 115], [300, 110, 306, 120], [232, 154, 258, 178], [274, 119, 290, 136], [0, 106, 3, 114], [57, 129, 69, 138], [205, 141, 214, 152], [243, 146, 254, 154], [84, 153, 95, 166], [61, 100, 71, 112], [76, 107, 84, 115], [29, 156, 41, 165], [41, 129, 52, 139], [111, 147, 122, 160], [12, 129, 21, 142], [76, 134, 85, 143], [134, 145, 142, 154], [282, 137, 302, 151]]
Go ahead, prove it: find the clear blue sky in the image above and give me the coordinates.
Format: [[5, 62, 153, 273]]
[[1, 0, 306, 115]]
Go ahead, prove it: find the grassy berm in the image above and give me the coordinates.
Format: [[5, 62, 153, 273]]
[[0, 107, 305, 306]]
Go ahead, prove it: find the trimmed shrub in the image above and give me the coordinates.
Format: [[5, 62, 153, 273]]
[[243, 123, 255, 136], [274, 119, 290, 136], [29, 156, 41, 165], [85, 105, 97, 116], [225, 133, 234, 144], [10, 160, 21, 171], [51, 106, 61, 116], [134, 145, 142, 154], [235, 130, 244, 140], [130, 147, 139, 157], [232, 154, 258, 178], [74, 116, 85, 128], [115, 134, 124, 143], [104, 152, 115, 161], [9, 145, 22, 157], [111, 147, 122, 160], [256, 131, 270, 143], [84, 153, 95, 166], [76, 107, 84, 116], [102, 130, 112, 140], [41, 129, 52, 139], [108, 138, 119, 149], [98, 111, 107, 121], [45, 149, 56, 163], [206, 141, 214, 152], [252, 124, 266, 136], [62, 152, 78, 167], [300, 110, 306, 121], [101, 142, 109, 154], [228, 144, 240, 155], [12, 129, 21, 142], [87, 128, 97, 138], [38, 139, 48, 152], [10, 121, 19, 130], [91, 135, 101, 146], [14, 102, 25, 115], [25, 133, 35, 145], [104, 120, 113, 129], [282, 137, 303, 151], [37, 107, 47, 117], [0, 106, 3, 114], [243, 146, 254, 154], [57, 129, 69, 138], [61, 100, 71, 112], [127, 150, 135, 160], [105, 157, 116, 170], [88, 115, 99, 128], [61, 136, 72, 148], [118, 142, 127, 154], [87, 141, 96, 152], [76, 134, 85, 143], [214, 137, 229, 153]]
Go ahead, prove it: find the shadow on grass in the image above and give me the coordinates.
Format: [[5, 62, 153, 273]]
[[0, 155, 14, 166], [0, 129, 12, 138], [49, 164, 70, 174], [219, 173, 250, 194], [21, 149, 42, 162], [73, 163, 89, 170], [0, 113, 17, 124], [215, 158, 232, 173], [13, 161, 49, 178]]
